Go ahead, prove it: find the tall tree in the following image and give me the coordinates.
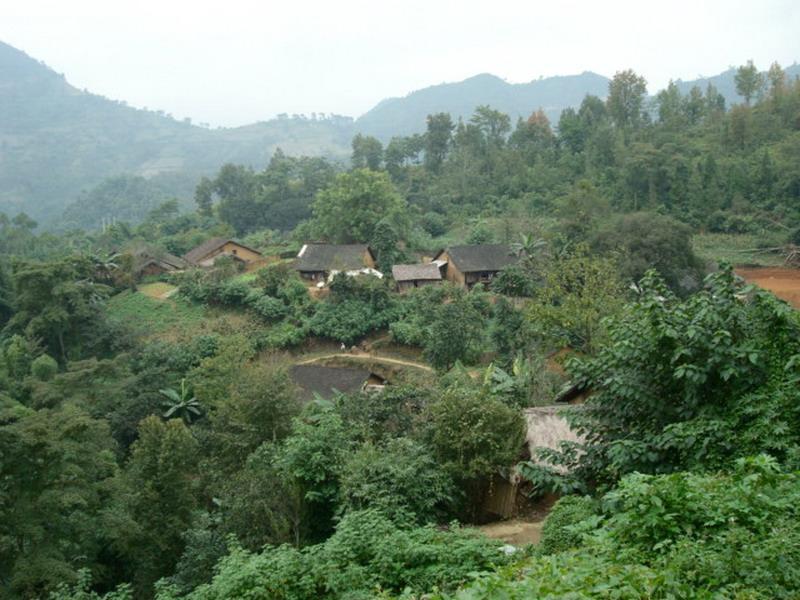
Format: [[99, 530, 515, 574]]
[[734, 60, 765, 105], [607, 70, 648, 130], [311, 169, 407, 243], [116, 417, 199, 597], [351, 134, 383, 171], [424, 113, 455, 173]]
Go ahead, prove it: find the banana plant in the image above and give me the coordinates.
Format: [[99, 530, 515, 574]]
[[159, 378, 202, 425]]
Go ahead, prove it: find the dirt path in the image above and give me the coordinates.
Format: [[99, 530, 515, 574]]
[[295, 352, 434, 372], [479, 519, 545, 546]]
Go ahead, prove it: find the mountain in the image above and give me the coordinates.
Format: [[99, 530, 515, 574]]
[[674, 64, 800, 101], [2, 39, 798, 228], [0, 41, 353, 225], [355, 72, 611, 139]]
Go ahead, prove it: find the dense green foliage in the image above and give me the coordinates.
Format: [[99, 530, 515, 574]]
[[3, 56, 800, 600], [443, 457, 800, 599], [523, 265, 800, 492]]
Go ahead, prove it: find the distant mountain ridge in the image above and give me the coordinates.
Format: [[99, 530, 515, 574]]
[[354, 72, 611, 139], [1, 40, 797, 226]]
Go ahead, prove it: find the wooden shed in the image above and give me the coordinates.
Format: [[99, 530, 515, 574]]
[[391, 263, 443, 292], [433, 244, 516, 289], [132, 249, 188, 277]]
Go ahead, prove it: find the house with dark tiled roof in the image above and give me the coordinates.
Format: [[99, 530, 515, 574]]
[[294, 244, 377, 282], [433, 244, 516, 289], [183, 238, 262, 267], [133, 250, 188, 277], [391, 263, 443, 292]]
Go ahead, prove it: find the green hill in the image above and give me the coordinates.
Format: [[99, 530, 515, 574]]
[[0, 41, 353, 225], [354, 71, 611, 139]]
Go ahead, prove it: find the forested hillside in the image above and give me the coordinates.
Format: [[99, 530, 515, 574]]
[[4, 39, 795, 229], [0, 41, 353, 224], [2, 52, 800, 599]]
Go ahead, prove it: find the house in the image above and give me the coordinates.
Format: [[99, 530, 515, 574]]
[[289, 364, 386, 402], [183, 238, 262, 267], [294, 244, 377, 282], [391, 263, 443, 292], [433, 244, 516, 289], [132, 249, 188, 277]]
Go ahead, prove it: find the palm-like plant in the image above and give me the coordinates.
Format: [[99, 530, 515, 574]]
[[160, 379, 202, 425]]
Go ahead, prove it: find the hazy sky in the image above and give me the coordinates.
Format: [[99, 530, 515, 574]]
[[2, 0, 799, 127]]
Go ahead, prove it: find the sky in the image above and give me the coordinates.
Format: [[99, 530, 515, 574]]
[[2, 0, 799, 128]]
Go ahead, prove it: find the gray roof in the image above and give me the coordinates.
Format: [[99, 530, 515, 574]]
[[392, 263, 442, 282], [132, 248, 188, 272], [294, 244, 373, 272], [289, 364, 370, 401], [183, 238, 262, 265], [437, 244, 516, 272]]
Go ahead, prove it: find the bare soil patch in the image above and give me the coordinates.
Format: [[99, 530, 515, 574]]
[[736, 267, 800, 308], [479, 519, 544, 546]]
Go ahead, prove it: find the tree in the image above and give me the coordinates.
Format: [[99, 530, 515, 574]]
[[351, 134, 383, 170], [194, 177, 214, 217], [5, 256, 111, 362], [424, 296, 485, 370], [205, 359, 300, 473], [424, 113, 454, 173], [423, 381, 526, 513], [338, 438, 455, 524], [116, 416, 199, 596], [533, 267, 800, 489], [527, 245, 625, 353], [370, 220, 402, 273], [734, 60, 765, 105], [0, 405, 117, 597], [607, 70, 648, 130], [591, 212, 705, 295], [312, 169, 407, 243]]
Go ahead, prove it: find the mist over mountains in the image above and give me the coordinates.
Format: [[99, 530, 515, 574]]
[[0, 40, 797, 227]]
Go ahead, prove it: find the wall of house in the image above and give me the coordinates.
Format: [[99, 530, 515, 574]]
[[362, 249, 377, 269], [438, 251, 467, 287], [139, 263, 168, 278], [221, 242, 261, 263]]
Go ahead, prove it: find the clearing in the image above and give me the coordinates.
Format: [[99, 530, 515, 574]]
[[479, 519, 545, 546], [736, 266, 800, 308], [138, 282, 178, 299]]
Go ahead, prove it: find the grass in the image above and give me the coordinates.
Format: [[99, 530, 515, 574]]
[[138, 282, 178, 299], [108, 290, 207, 337], [693, 233, 787, 267]]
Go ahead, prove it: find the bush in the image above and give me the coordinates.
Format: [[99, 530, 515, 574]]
[[30, 354, 58, 382], [251, 295, 288, 322], [338, 438, 455, 524], [155, 510, 509, 599], [435, 459, 800, 599], [538, 495, 597, 555], [421, 211, 447, 236]]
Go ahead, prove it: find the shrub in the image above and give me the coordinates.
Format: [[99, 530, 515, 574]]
[[155, 510, 509, 599], [538, 495, 597, 555], [30, 354, 58, 382], [338, 438, 455, 524], [251, 295, 288, 322]]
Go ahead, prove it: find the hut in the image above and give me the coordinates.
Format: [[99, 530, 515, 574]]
[[289, 364, 385, 402], [294, 244, 377, 283], [183, 238, 262, 267], [132, 249, 188, 277], [433, 244, 516, 289], [391, 263, 443, 291]]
